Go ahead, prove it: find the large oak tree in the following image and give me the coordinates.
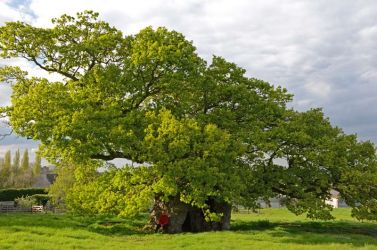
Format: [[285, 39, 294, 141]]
[[1, 11, 376, 232]]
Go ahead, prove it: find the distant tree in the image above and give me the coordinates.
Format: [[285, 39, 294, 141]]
[[20, 149, 31, 187], [0, 160, 3, 188], [32, 153, 42, 178], [21, 149, 29, 172], [0, 150, 11, 187], [13, 149, 20, 173], [31, 154, 42, 187], [4, 150, 11, 171], [11, 149, 20, 186], [0, 159, 3, 186], [0, 149, 44, 188]]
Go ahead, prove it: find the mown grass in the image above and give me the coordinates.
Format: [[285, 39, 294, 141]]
[[0, 208, 376, 249]]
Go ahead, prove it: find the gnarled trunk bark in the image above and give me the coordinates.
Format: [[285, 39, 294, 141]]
[[150, 196, 231, 233]]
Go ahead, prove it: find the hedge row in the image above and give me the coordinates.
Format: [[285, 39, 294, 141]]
[[0, 188, 47, 201]]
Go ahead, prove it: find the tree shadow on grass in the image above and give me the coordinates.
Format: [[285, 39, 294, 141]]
[[0, 213, 84, 228], [231, 219, 275, 231], [231, 220, 377, 247], [86, 214, 148, 236]]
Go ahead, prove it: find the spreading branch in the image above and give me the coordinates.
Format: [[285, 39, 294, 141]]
[[29, 56, 79, 81]]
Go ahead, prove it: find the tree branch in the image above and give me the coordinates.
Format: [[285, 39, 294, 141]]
[[90, 147, 144, 164], [29, 56, 79, 81], [90, 151, 126, 161]]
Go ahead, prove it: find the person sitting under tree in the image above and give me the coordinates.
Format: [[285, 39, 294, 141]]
[[155, 211, 170, 232]]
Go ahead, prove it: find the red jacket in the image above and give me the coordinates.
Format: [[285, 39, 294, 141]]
[[158, 214, 169, 225]]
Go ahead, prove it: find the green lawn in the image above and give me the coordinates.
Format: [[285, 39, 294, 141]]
[[0, 208, 376, 249]]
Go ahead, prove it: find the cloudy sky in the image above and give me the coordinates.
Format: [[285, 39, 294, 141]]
[[0, 0, 377, 160]]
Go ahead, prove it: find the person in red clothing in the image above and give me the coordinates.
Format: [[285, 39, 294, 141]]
[[155, 211, 170, 232]]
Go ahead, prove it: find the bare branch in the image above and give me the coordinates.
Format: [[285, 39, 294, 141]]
[[90, 151, 125, 161]]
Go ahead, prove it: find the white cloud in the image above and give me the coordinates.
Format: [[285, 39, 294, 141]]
[[0, 85, 12, 107], [0, 1, 23, 23], [304, 81, 331, 98]]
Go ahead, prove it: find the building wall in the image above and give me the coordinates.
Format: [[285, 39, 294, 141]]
[[325, 198, 339, 208], [32, 166, 57, 188]]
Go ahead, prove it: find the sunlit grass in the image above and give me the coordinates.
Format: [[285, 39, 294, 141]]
[[0, 208, 376, 249]]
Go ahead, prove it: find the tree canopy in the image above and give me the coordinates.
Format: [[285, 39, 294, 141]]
[[0, 11, 376, 229]]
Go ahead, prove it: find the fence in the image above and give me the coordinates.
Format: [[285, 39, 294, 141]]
[[32, 205, 44, 213], [0, 205, 45, 213], [0, 205, 31, 213]]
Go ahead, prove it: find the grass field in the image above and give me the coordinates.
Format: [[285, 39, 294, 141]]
[[0, 208, 376, 250]]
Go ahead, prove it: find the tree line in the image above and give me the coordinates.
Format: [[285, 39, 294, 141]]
[[0, 149, 42, 188]]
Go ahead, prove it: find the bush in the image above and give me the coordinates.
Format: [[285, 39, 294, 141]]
[[30, 194, 51, 206], [14, 196, 35, 209], [0, 188, 47, 201]]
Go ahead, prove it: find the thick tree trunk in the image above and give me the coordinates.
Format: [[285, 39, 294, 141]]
[[150, 196, 231, 233]]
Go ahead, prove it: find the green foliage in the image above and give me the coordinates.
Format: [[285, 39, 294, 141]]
[[14, 195, 35, 209], [30, 194, 51, 206], [0, 149, 42, 188], [21, 149, 29, 171], [0, 11, 377, 223], [14, 193, 51, 208], [143, 108, 244, 209], [11, 149, 20, 186], [48, 163, 75, 208], [0, 187, 47, 201], [32, 153, 42, 177], [66, 164, 155, 217], [13, 149, 20, 171], [0, 150, 11, 187]]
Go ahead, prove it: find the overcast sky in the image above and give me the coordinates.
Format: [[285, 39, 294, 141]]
[[1, 0, 377, 160]]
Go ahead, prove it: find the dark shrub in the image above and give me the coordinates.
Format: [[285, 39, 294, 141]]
[[30, 194, 51, 206], [0, 188, 47, 201]]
